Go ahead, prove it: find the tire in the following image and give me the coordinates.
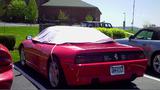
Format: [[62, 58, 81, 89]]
[[20, 47, 26, 66], [48, 57, 66, 88], [151, 53, 160, 74]]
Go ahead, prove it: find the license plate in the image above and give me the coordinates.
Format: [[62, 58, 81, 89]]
[[110, 65, 125, 76]]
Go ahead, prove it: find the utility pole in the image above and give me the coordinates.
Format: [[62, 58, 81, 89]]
[[123, 12, 126, 30], [131, 0, 135, 31]]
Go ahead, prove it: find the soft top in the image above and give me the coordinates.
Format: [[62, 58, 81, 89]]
[[33, 26, 113, 44]]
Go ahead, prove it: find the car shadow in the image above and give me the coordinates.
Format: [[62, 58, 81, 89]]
[[145, 67, 160, 79], [14, 62, 140, 89], [72, 81, 139, 89], [14, 62, 52, 89]]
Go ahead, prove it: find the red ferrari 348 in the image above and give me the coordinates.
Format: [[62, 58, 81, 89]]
[[0, 44, 13, 89], [19, 26, 147, 88]]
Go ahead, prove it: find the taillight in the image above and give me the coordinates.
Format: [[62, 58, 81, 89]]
[[75, 55, 104, 64], [75, 51, 146, 64], [0, 51, 12, 66], [0, 58, 12, 66], [120, 51, 146, 60], [139, 52, 146, 59], [0, 50, 12, 73], [0, 58, 12, 73]]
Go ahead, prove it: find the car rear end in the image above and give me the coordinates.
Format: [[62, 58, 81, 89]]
[[0, 44, 13, 89], [62, 44, 147, 86]]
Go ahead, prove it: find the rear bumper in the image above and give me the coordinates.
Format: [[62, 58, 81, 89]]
[[0, 65, 13, 89], [63, 59, 147, 86]]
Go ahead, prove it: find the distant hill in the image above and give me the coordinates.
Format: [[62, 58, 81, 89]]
[[115, 26, 141, 31]]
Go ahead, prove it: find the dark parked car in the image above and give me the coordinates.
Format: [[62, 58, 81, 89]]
[[116, 27, 160, 74], [81, 21, 113, 28]]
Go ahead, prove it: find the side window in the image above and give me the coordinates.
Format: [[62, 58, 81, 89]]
[[135, 30, 154, 40], [88, 23, 93, 27], [104, 23, 109, 27], [146, 31, 154, 40], [81, 23, 87, 27]]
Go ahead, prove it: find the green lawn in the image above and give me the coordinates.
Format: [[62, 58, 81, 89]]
[[0, 26, 39, 62]]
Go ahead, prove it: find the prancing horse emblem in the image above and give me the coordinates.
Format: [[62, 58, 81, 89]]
[[114, 53, 118, 60]]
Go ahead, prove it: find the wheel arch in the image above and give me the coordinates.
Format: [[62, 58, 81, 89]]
[[47, 54, 67, 86], [47, 54, 64, 77], [47, 54, 60, 67]]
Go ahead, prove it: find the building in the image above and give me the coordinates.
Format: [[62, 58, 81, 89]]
[[25, 0, 49, 6], [38, 0, 101, 24]]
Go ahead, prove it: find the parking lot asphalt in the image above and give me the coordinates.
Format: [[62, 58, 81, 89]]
[[11, 62, 160, 89], [11, 68, 38, 90]]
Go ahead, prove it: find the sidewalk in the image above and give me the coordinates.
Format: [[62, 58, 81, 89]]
[[0, 22, 38, 27]]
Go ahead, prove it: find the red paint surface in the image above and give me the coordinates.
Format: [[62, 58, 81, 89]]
[[0, 44, 13, 89], [22, 40, 147, 86]]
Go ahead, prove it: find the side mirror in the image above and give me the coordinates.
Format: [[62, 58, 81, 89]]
[[26, 35, 32, 40], [129, 35, 134, 41]]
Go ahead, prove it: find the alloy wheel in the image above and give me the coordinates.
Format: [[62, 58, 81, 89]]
[[153, 54, 160, 74], [49, 60, 60, 88]]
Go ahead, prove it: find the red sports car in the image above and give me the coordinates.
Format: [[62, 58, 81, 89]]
[[0, 44, 13, 89], [19, 26, 147, 88]]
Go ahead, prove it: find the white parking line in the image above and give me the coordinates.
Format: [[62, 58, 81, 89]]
[[144, 74, 160, 82], [14, 65, 46, 90]]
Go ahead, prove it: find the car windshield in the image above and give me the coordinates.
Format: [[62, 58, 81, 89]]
[[33, 26, 113, 44]]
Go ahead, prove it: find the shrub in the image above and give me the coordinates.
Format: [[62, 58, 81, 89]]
[[85, 15, 93, 21], [96, 27, 113, 37], [124, 31, 134, 37], [58, 10, 69, 21], [0, 0, 6, 17], [96, 28, 129, 39], [0, 35, 16, 50], [25, 0, 38, 23], [110, 28, 126, 39], [126, 29, 138, 34]]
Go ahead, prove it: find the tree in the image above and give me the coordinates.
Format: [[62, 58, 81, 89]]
[[25, 0, 38, 23], [0, 0, 8, 17], [143, 22, 156, 28], [6, 0, 27, 22], [85, 15, 93, 21], [58, 10, 68, 21]]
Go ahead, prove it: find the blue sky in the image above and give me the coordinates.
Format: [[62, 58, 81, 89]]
[[83, 0, 160, 28]]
